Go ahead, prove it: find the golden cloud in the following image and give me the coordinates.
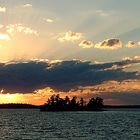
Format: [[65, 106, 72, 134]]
[[41, 79, 140, 105], [126, 41, 140, 48], [43, 18, 54, 23], [0, 33, 11, 40], [6, 24, 38, 36], [123, 56, 140, 61], [0, 7, 6, 12], [23, 4, 32, 8], [80, 80, 140, 94], [79, 40, 93, 48], [58, 31, 83, 42], [95, 38, 122, 50]]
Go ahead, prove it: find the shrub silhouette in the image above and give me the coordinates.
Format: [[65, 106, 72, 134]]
[[40, 94, 104, 111]]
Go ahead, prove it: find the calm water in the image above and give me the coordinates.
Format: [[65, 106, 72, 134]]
[[0, 109, 140, 140]]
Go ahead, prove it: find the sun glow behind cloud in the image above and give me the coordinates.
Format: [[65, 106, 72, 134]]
[[0, 94, 19, 104], [0, 79, 138, 105], [0, 87, 54, 105], [0, 58, 139, 105], [0, 0, 140, 105], [0, 23, 41, 60]]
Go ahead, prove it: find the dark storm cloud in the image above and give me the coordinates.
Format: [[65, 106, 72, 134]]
[[0, 59, 139, 93]]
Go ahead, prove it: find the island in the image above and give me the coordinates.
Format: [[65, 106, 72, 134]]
[[40, 94, 104, 111]]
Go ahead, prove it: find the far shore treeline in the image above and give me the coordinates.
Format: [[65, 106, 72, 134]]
[[40, 94, 104, 111], [0, 95, 140, 110]]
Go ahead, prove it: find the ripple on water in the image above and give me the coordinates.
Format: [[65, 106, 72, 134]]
[[0, 109, 140, 140]]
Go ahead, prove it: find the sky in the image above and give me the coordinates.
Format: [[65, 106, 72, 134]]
[[0, 0, 140, 105]]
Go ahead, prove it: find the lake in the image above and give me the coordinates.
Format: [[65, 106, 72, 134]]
[[0, 109, 140, 140]]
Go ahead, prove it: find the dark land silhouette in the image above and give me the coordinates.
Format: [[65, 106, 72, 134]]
[[40, 94, 104, 111], [0, 99, 140, 110], [104, 105, 140, 109], [0, 103, 38, 109]]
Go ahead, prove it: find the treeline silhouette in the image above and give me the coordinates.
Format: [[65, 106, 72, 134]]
[[40, 94, 104, 111]]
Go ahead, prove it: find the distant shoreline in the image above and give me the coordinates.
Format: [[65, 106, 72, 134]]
[[104, 105, 140, 108], [0, 103, 39, 109], [0, 104, 140, 109]]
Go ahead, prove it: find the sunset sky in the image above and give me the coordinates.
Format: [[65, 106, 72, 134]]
[[0, 0, 140, 105]]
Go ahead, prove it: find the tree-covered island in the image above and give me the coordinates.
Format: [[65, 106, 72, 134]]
[[40, 94, 104, 111]]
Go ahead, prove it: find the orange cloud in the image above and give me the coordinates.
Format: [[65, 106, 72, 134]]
[[57, 80, 140, 105], [0, 79, 140, 105]]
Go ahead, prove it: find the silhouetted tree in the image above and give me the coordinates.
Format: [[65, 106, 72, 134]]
[[87, 97, 96, 110], [65, 96, 70, 105], [87, 97, 103, 111], [70, 96, 79, 111], [79, 98, 85, 107], [79, 98, 86, 110], [64, 96, 70, 110], [96, 97, 103, 110], [40, 94, 104, 111]]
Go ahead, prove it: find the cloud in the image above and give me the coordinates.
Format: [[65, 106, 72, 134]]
[[95, 39, 122, 50], [43, 18, 54, 23], [0, 7, 6, 12], [0, 33, 11, 40], [23, 4, 32, 8], [33, 79, 140, 105], [92, 80, 140, 105], [126, 41, 140, 48], [101, 92, 140, 105], [61, 79, 140, 105], [58, 31, 83, 42], [123, 56, 140, 61], [95, 10, 110, 17], [79, 80, 140, 94], [79, 40, 93, 48], [6, 24, 38, 36], [0, 58, 139, 94], [81, 9, 110, 18]]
